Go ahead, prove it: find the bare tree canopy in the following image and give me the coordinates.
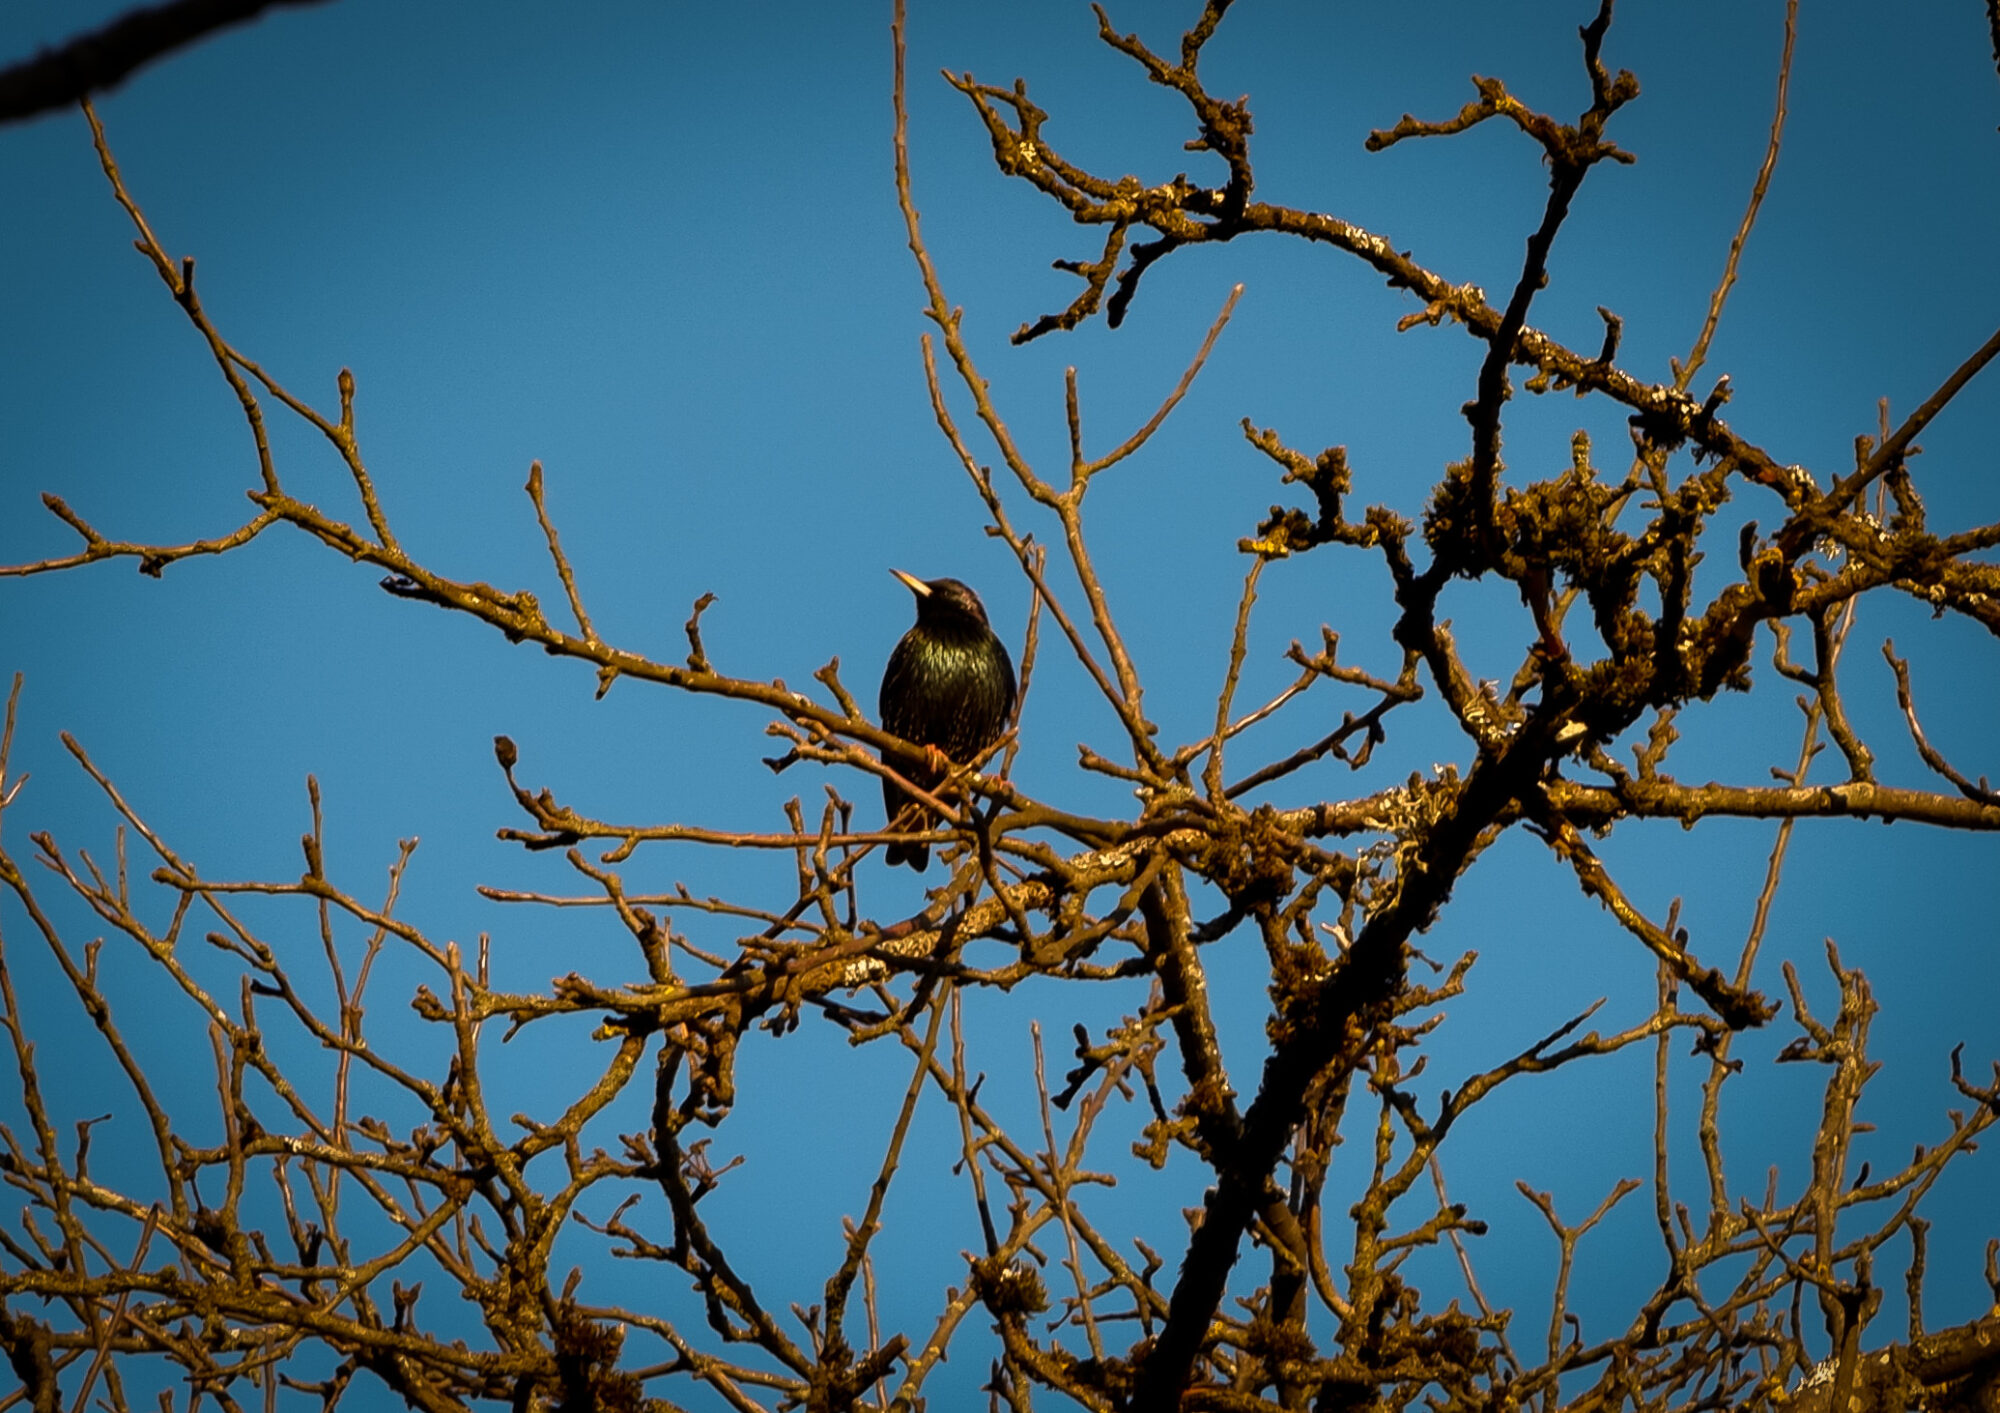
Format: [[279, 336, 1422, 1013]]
[[2, 1, 1998, 1410]]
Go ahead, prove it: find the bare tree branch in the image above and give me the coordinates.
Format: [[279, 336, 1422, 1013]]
[[0, 0, 334, 127]]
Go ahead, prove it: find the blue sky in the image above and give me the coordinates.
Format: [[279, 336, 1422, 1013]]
[[3, 0, 1998, 1404]]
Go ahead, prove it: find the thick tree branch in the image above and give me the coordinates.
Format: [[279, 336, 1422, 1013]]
[[0, 0, 333, 127]]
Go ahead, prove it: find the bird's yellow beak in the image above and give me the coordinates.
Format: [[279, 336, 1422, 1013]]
[[890, 569, 930, 597]]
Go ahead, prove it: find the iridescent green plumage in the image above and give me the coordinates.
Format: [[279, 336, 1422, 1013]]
[[879, 572, 1016, 870]]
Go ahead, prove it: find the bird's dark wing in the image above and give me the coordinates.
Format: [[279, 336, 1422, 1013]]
[[880, 633, 937, 869], [878, 634, 933, 746], [937, 636, 1015, 765]]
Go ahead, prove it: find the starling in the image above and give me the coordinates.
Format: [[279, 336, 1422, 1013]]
[[878, 570, 1017, 870]]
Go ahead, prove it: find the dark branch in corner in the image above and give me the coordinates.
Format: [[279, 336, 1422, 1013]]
[[1987, 0, 2000, 96], [0, 0, 333, 127]]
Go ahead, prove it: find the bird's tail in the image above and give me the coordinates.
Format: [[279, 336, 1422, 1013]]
[[883, 788, 933, 871]]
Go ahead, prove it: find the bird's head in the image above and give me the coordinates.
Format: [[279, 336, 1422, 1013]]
[[891, 569, 993, 630]]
